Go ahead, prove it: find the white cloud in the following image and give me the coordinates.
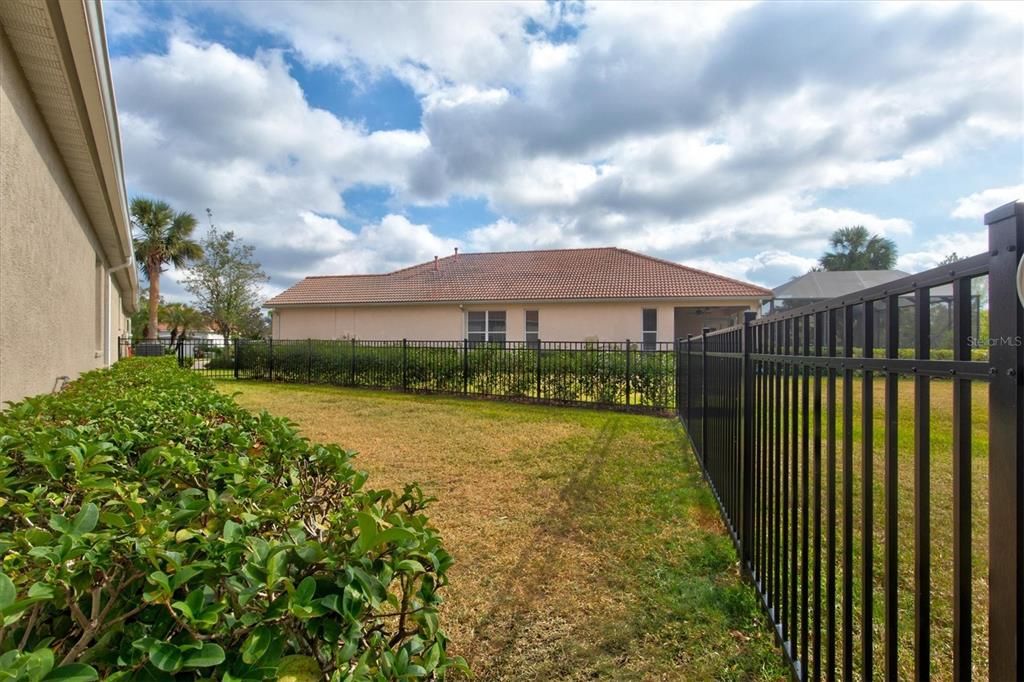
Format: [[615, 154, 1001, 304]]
[[103, 0, 147, 37], [951, 185, 1024, 221], [468, 196, 912, 287], [897, 229, 989, 272], [683, 251, 820, 289], [110, 1, 1023, 300], [114, 37, 430, 215], [112, 36, 442, 293], [313, 215, 460, 275], [223, 1, 563, 91]]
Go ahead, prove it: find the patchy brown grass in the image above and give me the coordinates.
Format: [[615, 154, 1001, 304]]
[[219, 382, 787, 681]]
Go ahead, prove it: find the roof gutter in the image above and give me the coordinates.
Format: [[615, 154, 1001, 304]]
[[50, 0, 139, 312]]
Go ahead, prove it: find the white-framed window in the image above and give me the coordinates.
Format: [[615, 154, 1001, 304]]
[[467, 310, 506, 344], [525, 310, 539, 347], [642, 308, 657, 350]]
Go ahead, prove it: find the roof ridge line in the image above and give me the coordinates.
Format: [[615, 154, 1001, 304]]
[[304, 273, 389, 279], [612, 247, 772, 295]]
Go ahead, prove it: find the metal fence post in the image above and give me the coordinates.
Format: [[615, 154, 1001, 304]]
[[625, 340, 631, 406], [740, 311, 756, 567], [701, 327, 709, 462], [463, 338, 469, 394], [686, 334, 692, 427], [306, 338, 312, 384], [536, 339, 542, 399], [267, 337, 274, 381], [675, 338, 682, 417], [987, 201, 1023, 681], [402, 338, 408, 391], [350, 338, 356, 385], [234, 337, 240, 379]]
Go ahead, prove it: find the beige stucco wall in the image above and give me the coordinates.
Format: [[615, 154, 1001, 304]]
[[0, 28, 126, 404], [271, 299, 760, 343], [272, 305, 464, 341]]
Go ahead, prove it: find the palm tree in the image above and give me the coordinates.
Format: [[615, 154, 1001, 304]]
[[818, 225, 897, 271], [131, 198, 203, 341], [162, 303, 206, 350]]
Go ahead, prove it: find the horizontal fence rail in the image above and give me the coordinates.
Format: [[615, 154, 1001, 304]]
[[118, 337, 678, 413], [676, 202, 1023, 680]]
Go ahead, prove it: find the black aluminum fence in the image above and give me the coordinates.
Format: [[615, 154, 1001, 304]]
[[677, 202, 1023, 680], [118, 337, 677, 412]]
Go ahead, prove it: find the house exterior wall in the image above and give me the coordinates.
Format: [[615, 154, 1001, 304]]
[[0, 28, 127, 404], [270, 299, 760, 343]]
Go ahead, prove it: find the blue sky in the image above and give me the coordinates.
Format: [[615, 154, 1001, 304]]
[[102, 0, 1023, 299]]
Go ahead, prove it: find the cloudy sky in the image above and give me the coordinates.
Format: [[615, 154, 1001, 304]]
[[103, 0, 1023, 300]]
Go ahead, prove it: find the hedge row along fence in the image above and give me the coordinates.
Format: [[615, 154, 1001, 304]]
[[0, 357, 466, 681], [120, 337, 991, 416], [121, 339, 680, 413]]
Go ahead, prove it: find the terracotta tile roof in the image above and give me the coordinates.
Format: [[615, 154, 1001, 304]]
[[265, 247, 770, 307]]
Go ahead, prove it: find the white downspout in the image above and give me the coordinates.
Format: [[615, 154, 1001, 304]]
[[106, 259, 133, 364]]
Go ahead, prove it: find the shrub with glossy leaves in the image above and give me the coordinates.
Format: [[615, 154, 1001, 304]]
[[0, 358, 465, 681]]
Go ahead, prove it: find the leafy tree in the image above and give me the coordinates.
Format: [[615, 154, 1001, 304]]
[[939, 252, 962, 265], [131, 198, 203, 340], [818, 226, 897, 271], [183, 228, 270, 339], [162, 303, 207, 350]]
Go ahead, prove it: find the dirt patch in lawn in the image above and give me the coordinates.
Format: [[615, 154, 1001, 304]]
[[222, 382, 786, 680]]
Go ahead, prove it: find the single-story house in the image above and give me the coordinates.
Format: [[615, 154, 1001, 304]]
[[764, 269, 979, 348], [265, 247, 769, 345], [0, 0, 139, 404], [764, 270, 912, 315]]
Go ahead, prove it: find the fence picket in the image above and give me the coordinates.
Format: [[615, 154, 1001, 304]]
[[674, 203, 1023, 680]]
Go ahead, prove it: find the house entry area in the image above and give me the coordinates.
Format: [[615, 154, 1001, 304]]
[[673, 305, 751, 339]]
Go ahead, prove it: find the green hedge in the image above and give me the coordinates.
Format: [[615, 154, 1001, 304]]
[[234, 341, 676, 409], [0, 358, 465, 681]]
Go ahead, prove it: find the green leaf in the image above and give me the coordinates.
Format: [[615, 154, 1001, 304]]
[[223, 520, 243, 542], [355, 512, 377, 553], [395, 559, 426, 573], [148, 642, 184, 673], [0, 572, 15, 610], [48, 514, 71, 535], [374, 527, 416, 549], [182, 643, 225, 669], [99, 511, 127, 528], [23, 647, 55, 682], [241, 625, 273, 664], [28, 583, 55, 600], [170, 565, 201, 590], [293, 576, 316, 605], [185, 588, 205, 616], [70, 503, 99, 536], [42, 664, 99, 681]]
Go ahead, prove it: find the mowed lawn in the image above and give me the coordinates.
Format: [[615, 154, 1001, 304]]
[[217, 381, 787, 681], [830, 377, 991, 681]]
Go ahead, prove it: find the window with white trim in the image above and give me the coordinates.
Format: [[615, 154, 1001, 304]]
[[525, 310, 539, 347], [642, 308, 657, 350], [467, 311, 506, 344]]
